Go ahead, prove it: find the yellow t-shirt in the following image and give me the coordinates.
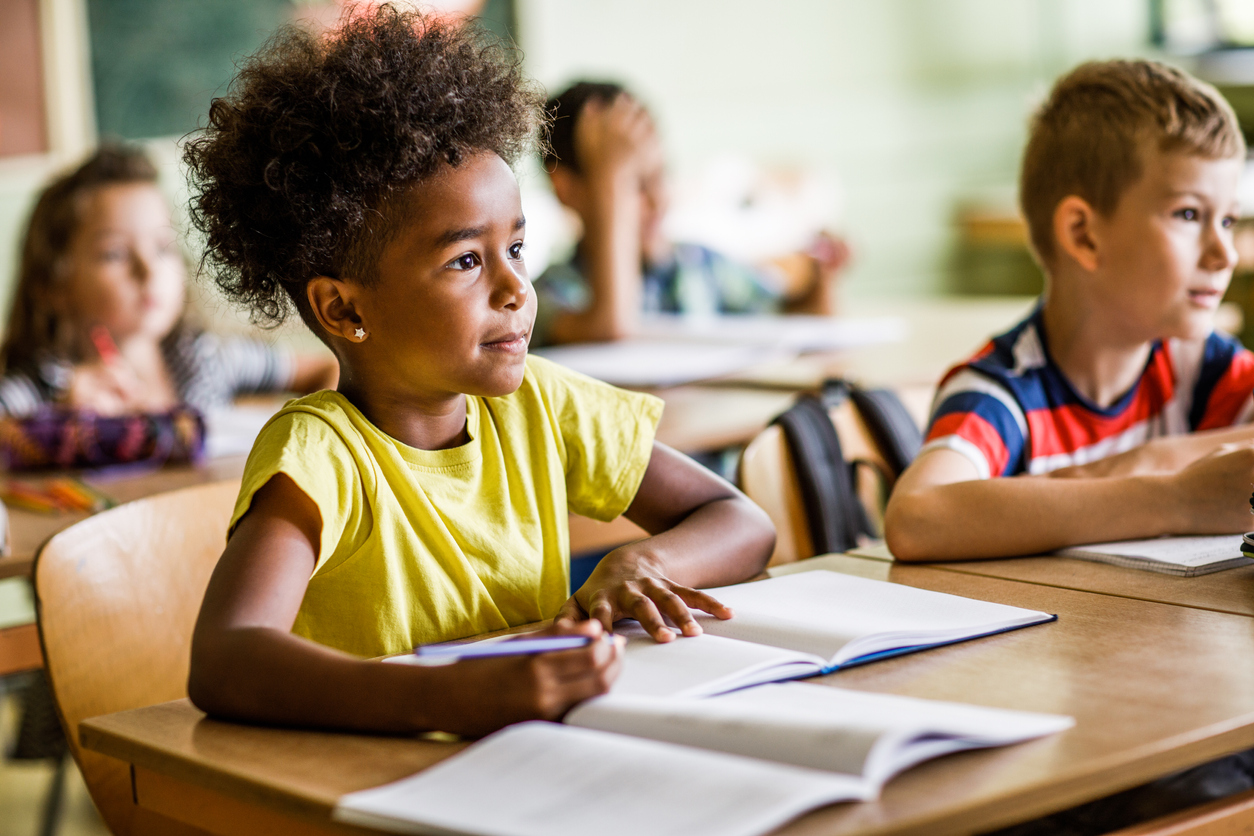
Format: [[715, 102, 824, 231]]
[[230, 355, 662, 658]]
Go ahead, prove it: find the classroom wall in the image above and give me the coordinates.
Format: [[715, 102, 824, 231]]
[[0, 0, 1160, 324], [518, 0, 1154, 298]]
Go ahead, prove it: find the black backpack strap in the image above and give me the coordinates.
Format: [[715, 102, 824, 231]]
[[846, 385, 923, 478], [772, 395, 870, 555]]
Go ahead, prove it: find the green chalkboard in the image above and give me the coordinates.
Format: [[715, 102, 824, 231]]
[[87, 0, 518, 141]]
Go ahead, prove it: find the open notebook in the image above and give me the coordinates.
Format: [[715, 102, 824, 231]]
[[611, 571, 1055, 697], [334, 684, 1071, 836], [1054, 534, 1252, 577]]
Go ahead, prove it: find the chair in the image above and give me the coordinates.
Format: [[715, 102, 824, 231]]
[[1104, 785, 1254, 835], [740, 385, 925, 567], [34, 480, 240, 836]]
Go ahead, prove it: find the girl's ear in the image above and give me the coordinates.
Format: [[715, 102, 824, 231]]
[[306, 277, 367, 343], [1052, 195, 1100, 273]]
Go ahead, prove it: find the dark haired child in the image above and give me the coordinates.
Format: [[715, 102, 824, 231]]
[[1, 144, 335, 417], [887, 59, 1254, 562], [533, 81, 848, 345], [183, 7, 774, 736]]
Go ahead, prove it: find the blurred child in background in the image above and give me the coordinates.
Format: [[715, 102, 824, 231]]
[[533, 81, 849, 345], [0, 144, 336, 419]]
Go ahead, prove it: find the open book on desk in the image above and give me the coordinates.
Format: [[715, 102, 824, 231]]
[[612, 570, 1056, 698], [1054, 534, 1252, 577], [335, 685, 1071, 836], [568, 682, 1072, 790]]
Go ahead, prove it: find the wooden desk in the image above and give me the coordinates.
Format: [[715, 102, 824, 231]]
[[79, 566, 1254, 836]]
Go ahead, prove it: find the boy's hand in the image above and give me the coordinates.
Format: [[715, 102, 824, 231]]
[[558, 548, 734, 643], [430, 619, 622, 737], [574, 94, 657, 182], [1166, 443, 1254, 533]]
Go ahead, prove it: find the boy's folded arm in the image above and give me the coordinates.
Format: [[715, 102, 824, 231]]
[[189, 475, 619, 736], [885, 445, 1254, 562], [1049, 423, 1254, 479], [560, 441, 775, 642]]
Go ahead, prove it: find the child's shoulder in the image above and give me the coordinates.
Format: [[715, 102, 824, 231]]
[[252, 390, 364, 452]]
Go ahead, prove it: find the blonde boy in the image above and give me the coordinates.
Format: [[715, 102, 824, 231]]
[[886, 59, 1254, 561]]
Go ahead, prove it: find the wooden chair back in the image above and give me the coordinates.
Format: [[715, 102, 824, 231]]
[[740, 398, 908, 567], [34, 480, 239, 835]]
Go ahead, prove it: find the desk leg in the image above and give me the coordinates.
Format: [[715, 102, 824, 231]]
[[132, 766, 363, 836]]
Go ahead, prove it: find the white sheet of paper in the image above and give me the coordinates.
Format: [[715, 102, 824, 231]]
[[533, 340, 786, 387], [637, 314, 908, 352], [333, 721, 868, 836], [203, 404, 278, 459], [567, 682, 1072, 786], [611, 622, 822, 697], [1057, 535, 1243, 567], [698, 571, 1051, 666]]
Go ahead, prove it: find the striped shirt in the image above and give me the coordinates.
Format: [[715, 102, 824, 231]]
[[924, 307, 1254, 478], [0, 330, 295, 418]]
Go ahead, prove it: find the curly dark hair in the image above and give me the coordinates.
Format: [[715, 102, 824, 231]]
[[183, 5, 545, 328]]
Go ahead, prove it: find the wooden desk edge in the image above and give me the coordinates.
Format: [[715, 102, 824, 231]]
[[80, 707, 348, 826]]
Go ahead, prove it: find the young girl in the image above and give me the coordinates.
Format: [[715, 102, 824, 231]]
[[183, 7, 775, 737], [0, 145, 335, 419]]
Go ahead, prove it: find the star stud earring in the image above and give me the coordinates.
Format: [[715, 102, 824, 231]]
[[354, 327, 366, 340]]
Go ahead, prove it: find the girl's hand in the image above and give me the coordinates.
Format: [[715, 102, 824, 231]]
[[64, 361, 145, 415], [427, 619, 622, 737], [558, 548, 734, 643]]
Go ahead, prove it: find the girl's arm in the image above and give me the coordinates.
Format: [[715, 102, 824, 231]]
[[558, 441, 775, 641], [884, 445, 1254, 561], [190, 474, 620, 736]]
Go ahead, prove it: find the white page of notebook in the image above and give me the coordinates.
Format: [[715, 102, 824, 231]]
[[612, 622, 823, 697], [697, 571, 1050, 666], [567, 683, 1073, 787], [1057, 535, 1243, 567], [333, 721, 869, 836]]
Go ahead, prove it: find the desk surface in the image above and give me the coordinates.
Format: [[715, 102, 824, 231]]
[[932, 554, 1254, 619], [81, 565, 1254, 836], [0, 454, 250, 581]]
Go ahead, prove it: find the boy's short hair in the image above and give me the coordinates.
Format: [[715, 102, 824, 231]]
[[183, 5, 544, 328], [1021, 59, 1245, 265], [541, 81, 626, 174]]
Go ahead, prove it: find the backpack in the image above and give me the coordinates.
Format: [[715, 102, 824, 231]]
[[771, 380, 922, 555]]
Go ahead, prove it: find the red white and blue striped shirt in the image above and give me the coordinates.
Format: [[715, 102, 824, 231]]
[[924, 307, 1254, 478]]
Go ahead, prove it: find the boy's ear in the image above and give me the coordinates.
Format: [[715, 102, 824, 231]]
[[306, 276, 366, 343], [1052, 195, 1100, 272]]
